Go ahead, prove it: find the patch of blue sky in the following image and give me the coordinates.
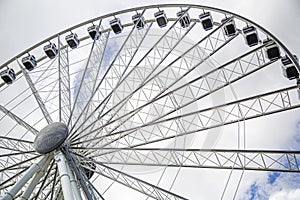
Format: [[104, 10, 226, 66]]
[[101, 40, 119, 69], [268, 172, 280, 185], [289, 121, 300, 151], [243, 121, 300, 199], [245, 182, 267, 200], [72, 39, 119, 108], [249, 183, 258, 200]]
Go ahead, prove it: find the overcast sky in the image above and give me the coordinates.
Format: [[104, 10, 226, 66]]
[[0, 0, 300, 200]]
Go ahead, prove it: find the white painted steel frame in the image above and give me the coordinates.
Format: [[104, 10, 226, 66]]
[[0, 3, 299, 200]]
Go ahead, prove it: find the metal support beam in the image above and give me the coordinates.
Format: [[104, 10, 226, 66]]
[[76, 155, 187, 200], [70, 17, 237, 144], [83, 148, 300, 173], [54, 151, 74, 200], [16, 59, 53, 124], [2, 156, 49, 200], [19, 157, 51, 200], [0, 105, 38, 135], [57, 35, 71, 124], [65, 158, 83, 200], [62, 148, 96, 200]]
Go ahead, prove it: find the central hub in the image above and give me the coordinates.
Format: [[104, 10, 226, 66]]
[[34, 122, 69, 154]]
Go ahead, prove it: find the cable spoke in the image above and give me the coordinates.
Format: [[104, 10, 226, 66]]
[[0, 151, 36, 158], [32, 160, 55, 200], [71, 84, 299, 148], [95, 18, 228, 123], [117, 85, 297, 148], [70, 13, 217, 144], [69, 9, 194, 140], [0, 167, 29, 190], [69, 11, 151, 137], [67, 20, 108, 128], [68, 22, 139, 135], [0, 155, 40, 173], [0, 105, 39, 135], [75, 153, 188, 200], [83, 23, 154, 138], [0, 136, 33, 153], [20, 156, 52, 200], [71, 27, 264, 147], [16, 59, 53, 124]]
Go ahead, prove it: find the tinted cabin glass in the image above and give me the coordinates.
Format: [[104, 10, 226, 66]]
[[266, 47, 280, 60], [246, 34, 258, 46]]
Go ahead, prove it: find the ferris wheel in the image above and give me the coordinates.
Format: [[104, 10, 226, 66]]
[[0, 3, 300, 200]]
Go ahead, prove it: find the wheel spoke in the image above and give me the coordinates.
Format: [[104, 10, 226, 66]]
[[0, 4, 299, 200], [71, 26, 253, 146], [58, 36, 71, 124], [72, 85, 299, 148], [17, 59, 53, 124], [0, 136, 33, 155], [0, 155, 40, 173], [76, 147, 300, 172], [20, 157, 52, 200], [33, 160, 55, 200], [1, 155, 50, 200], [71, 14, 229, 144], [0, 151, 36, 158], [69, 9, 194, 141], [67, 21, 108, 129], [84, 23, 154, 137], [76, 153, 188, 200], [0, 105, 38, 135], [69, 13, 152, 138], [68, 23, 139, 135], [0, 167, 28, 190]]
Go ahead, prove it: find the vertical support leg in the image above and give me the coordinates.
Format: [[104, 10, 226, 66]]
[[2, 156, 49, 200], [65, 159, 83, 200], [54, 151, 74, 200], [19, 157, 51, 200]]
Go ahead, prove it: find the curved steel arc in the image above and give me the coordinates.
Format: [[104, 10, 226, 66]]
[[0, 3, 298, 200], [1, 4, 298, 81]]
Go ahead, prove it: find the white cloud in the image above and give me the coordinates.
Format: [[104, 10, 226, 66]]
[[0, 1, 300, 199], [270, 189, 300, 200]]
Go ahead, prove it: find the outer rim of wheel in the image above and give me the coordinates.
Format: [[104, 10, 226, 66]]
[[0, 3, 299, 72], [0, 3, 299, 200]]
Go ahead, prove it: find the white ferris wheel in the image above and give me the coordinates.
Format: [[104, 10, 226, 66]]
[[0, 4, 299, 200]]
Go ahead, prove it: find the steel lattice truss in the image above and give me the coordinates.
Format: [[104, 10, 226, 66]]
[[81, 148, 300, 172], [0, 3, 299, 200]]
